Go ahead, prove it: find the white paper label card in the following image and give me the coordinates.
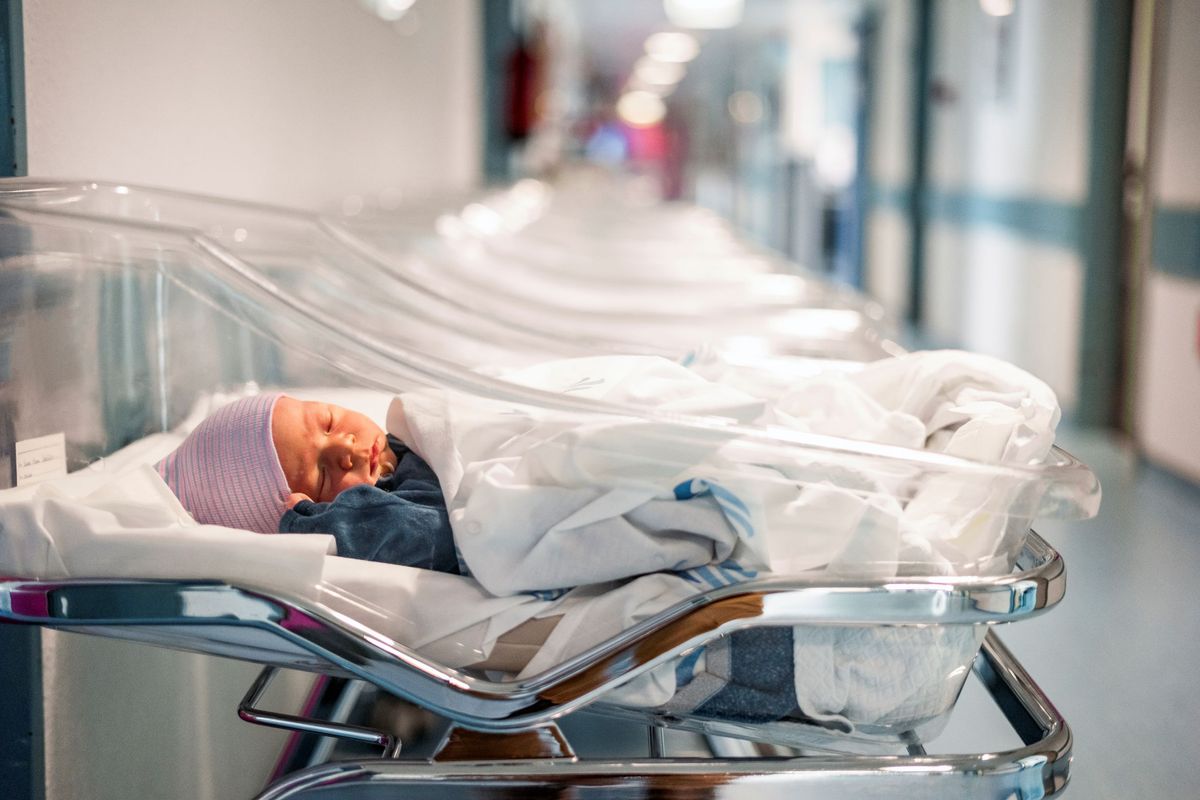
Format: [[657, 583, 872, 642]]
[[15, 432, 68, 487]]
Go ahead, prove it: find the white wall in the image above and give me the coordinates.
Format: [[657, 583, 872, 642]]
[[925, 221, 1083, 405], [23, 0, 480, 208], [922, 0, 1091, 410], [1137, 274, 1200, 481], [927, 0, 1089, 200], [20, 2, 481, 797], [864, 0, 1090, 409], [1135, 0, 1200, 481], [1150, 0, 1200, 209]]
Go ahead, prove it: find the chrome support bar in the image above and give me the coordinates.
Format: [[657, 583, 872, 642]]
[[255, 631, 1070, 799], [239, 665, 400, 758], [648, 725, 667, 758]]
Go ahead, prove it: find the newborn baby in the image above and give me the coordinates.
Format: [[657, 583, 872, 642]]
[[156, 393, 460, 573]]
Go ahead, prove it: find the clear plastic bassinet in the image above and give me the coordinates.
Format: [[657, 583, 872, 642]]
[[0, 179, 894, 370], [0, 178, 1098, 778], [341, 176, 881, 313]]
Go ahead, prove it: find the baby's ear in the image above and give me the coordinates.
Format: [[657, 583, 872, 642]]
[[285, 492, 312, 509]]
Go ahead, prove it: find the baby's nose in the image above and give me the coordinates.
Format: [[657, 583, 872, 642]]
[[328, 434, 357, 470]]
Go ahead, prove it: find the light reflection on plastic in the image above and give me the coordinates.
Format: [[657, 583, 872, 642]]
[[720, 335, 771, 362], [767, 309, 864, 337], [462, 203, 504, 236], [746, 274, 803, 301], [436, 213, 465, 240]]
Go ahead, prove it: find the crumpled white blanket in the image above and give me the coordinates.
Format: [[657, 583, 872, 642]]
[[392, 350, 1060, 596]]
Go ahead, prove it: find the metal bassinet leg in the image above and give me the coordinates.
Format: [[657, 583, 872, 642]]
[[253, 631, 1070, 799]]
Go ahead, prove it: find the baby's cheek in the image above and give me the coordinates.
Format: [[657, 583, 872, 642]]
[[331, 473, 374, 498]]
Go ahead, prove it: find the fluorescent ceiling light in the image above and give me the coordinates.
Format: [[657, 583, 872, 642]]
[[617, 91, 667, 127], [979, 0, 1015, 16], [634, 56, 686, 86], [645, 31, 700, 63], [663, 0, 744, 30]]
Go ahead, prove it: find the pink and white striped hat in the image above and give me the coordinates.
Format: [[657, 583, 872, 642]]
[[156, 393, 290, 534]]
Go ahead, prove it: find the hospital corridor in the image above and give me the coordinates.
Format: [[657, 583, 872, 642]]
[[0, 1, 1198, 798]]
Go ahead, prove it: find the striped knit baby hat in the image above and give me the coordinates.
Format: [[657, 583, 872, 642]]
[[155, 393, 290, 534]]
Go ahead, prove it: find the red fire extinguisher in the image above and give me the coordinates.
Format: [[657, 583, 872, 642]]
[[505, 33, 541, 142]]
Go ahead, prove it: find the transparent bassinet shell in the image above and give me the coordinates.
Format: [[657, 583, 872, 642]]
[[0, 179, 895, 366], [342, 177, 883, 318], [0, 177, 1099, 749]]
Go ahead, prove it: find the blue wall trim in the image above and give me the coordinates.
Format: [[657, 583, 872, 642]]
[[869, 181, 1085, 251], [1152, 206, 1200, 281], [925, 190, 1083, 250], [872, 184, 1199, 284], [867, 182, 909, 214]]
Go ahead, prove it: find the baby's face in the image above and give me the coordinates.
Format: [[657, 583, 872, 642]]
[[272, 396, 398, 504]]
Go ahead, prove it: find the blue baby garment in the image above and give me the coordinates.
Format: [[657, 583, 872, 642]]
[[278, 437, 460, 574]]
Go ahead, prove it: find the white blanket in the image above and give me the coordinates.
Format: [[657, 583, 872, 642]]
[[392, 351, 1060, 596]]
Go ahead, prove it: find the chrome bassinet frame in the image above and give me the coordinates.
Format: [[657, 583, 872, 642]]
[[1, 531, 1070, 797], [254, 633, 1067, 800]]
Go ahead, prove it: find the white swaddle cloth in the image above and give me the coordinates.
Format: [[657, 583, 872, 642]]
[[392, 350, 1060, 596], [391, 356, 768, 596]]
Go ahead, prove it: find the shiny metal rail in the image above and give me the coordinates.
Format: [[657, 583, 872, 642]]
[[240, 667, 402, 758], [0, 532, 1064, 734], [255, 633, 1069, 799]]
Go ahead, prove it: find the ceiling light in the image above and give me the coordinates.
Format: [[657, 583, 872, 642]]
[[361, 0, 417, 21], [634, 57, 686, 86], [979, 0, 1015, 16], [663, 0, 744, 30], [645, 31, 700, 63], [617, 91, 667, 127]]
